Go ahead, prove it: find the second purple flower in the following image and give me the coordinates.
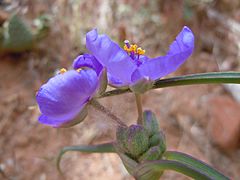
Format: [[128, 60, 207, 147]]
[[84, 26, 194, 88]]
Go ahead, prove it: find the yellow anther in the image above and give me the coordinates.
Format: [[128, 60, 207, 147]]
[[76, 68, 82, 72], [137, 47, 146, 55], [124, 41, 146, 56], [124, 45, 133, 53], [131, 44, 138, 52], [124, 44, 131, 52], [59, 68, 67, 74]]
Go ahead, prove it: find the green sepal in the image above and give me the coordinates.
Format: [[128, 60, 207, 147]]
[[149, 131, 166, 153], [116, 124, 150, 158], [58, 105, 88, 128], [138, 146, 163, 163], [130, 76, 154, 94], [116, 125, 129, 153], [126, 124, 149, 158], [142, 110, 159, 136], [95, 68, 108, 96]]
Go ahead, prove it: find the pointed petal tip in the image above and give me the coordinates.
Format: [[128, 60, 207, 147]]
[[182, 26, 194, 47], [86, 28, 98, 42], [182, 26, 192, 31], [135, 26, 195, 81]]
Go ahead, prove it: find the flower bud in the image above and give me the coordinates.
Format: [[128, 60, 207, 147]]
[[116, 126, 129, 153], [143, 110, 159, 136], [138, 146, 163, 163], [126, 124, 149, 158], [149, 131, 166, 154], [130, 76, 154, 94]]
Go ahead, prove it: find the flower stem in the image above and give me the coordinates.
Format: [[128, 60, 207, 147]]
[[90, 99, 127, 127], [135, 93, 143, 125]]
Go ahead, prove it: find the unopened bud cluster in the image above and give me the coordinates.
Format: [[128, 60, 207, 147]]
[[116, 110, 166, 164]]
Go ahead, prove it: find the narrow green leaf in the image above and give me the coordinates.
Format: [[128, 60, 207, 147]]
[[100, 72, 240, 98], [153, 72, 240, 88], [163, 151, 229, 180], [56, 142, 116, 173], [135, 159, 213, 180]]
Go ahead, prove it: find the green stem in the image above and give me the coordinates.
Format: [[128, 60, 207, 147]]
[[90, 99, 127, 127], [135, 93, 143, 125], [100, 72, 240, 98]]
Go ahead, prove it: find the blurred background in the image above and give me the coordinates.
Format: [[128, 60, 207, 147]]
[[0, 0, 240, 179]]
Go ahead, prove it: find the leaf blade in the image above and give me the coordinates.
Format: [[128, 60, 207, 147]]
[[154, 72, 240, 88], [101, 72, 240, 98], [163, 151, 229, 180], [56, 142, 116, 173], [135, 159, 228, 180]]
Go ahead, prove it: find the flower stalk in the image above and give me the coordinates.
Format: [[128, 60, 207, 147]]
[[135, 93, 143, 125], [90, 99, 127, 127]]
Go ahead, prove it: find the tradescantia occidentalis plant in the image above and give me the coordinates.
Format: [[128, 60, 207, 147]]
[[36, 26, 235, 179]]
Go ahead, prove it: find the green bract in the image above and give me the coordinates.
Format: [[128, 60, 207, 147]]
[[115, 111, 166, 179]]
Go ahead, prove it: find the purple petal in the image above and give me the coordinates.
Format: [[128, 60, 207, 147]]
[[133, 26, 194, 82], [38, 103, 86, 127], [138, 55, 149, 64], [86, 29, 137, 85], [107, 73, 128, 87], [72, 54, 103, 75], [36, 70, 98, 127]]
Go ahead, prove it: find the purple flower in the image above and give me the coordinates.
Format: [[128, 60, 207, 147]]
[[72, 54, 103, 75], [36, 61, 103, 127], [85, 26, 194, 87]]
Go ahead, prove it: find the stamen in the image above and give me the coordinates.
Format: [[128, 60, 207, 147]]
[[124, 44, 132, 52], [124, 40, 130, 48], [123, 40, 146, 61], [124, 40, 132, 53], [129, 44, 136, 59], [131, 44, 138, 53], [137, 47, 145, 55], [59, 68, 67, 74], [136, 47, 145, 61]]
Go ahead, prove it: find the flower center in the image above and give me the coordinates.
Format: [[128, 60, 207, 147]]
[[123, 40, 145, 61]]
